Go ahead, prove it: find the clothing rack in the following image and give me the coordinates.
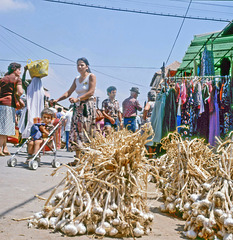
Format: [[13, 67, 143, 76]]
[[165, 75, 231, 80], [163, 75, 232, 85]]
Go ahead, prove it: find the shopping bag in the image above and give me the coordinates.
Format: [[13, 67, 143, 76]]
[[27, 59, 49, 78], [7, 127, 19, 144], [96, 108, 104, 122]]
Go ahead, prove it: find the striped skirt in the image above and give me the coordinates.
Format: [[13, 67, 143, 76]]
[[0, 105, 16, 136], [68, 98, 96, 151]]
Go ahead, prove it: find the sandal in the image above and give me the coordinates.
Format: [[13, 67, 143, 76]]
[[0, 152, 5, 156], [3, 151, 10, 155]]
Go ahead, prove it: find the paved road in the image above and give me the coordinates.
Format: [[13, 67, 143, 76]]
[[0, 144, 187, 240]]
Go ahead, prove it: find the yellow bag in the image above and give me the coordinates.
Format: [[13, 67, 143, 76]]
[[27, 59, 49, 78]]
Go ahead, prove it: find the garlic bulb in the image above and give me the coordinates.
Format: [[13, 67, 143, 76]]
[[223, 233, 233, 240], [102, 221, 111, 231], [224, 218, 233, 228], [93, 198, 103, 214], [109, 227, 118, 236], [95, 226, 106, 236], [159, 203, 167, 212], [184, 202, 191, 211], [219, 213, 228, 224], [93, 206, 103, 215], [190, 194, 200, 202], [50, 199, 57, 207], [49, 217, 57, 229], [53, 207, 62, 217], [131, 203, 140, 215], [202, 183, 211, 191], [182, 211, 189, 220], [112, 218, 120, 226], [145, 228, 151, 235], [37, 218, 49, 229], [214, 209, 224, 218], [105, 208, 114, 217], [33, 211, 43, 220], [55, 191, 64, 200], [121, 221, 129, 229], [147, 213, 154, 222], [184, 229, 197, 239], [196, 214, 208, 227], [76, 222, 86, 234], [133, 223, 144, 238], [62, 223, 78, 236], [110, 203, 118, 211], [167, 203, 176, 214]]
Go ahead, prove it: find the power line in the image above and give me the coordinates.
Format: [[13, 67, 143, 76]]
[[0, 25, 151, 87], [0, 59, 159, 70], [169, 0, 233, 9], [0, 25, 76, 64], [42, 0, 230, 22], [92, 68, 146, 87], [166, 0, 192, 64]]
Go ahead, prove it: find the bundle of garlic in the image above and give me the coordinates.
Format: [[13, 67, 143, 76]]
[[155, 132, 218, 216], [27, 124, 155, 238], [183, 134, 233, 240]]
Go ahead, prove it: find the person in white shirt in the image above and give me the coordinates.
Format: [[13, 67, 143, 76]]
[[51, 57, 96, 166]]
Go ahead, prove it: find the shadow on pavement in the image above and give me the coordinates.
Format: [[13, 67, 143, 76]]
[[0, 185, 56, 218]]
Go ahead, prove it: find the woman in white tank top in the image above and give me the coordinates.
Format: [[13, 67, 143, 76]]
[[52, 57, 96, 165]]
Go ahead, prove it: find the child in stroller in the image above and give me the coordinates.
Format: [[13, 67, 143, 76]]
[[27, 108, 54, 162]]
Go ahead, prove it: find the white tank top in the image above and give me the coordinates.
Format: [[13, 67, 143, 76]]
[[75, 73, 91, 97]]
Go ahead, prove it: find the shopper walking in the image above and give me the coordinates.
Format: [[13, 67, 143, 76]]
[[122, 87, 142, 133], [0, 63, 23, 156], [52, 57, 96, 165]]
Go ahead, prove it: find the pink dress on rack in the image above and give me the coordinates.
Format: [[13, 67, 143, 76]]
[[208, 86, 220, 146]]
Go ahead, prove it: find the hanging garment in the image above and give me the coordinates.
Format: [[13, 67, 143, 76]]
[[150, 92, 166, 143], [197, 84, 209, 142], [209, 87, 220, 146], [180, 81, 187, 105], [22, 77, 44, 139], [201, 47, 215, 76], [180, 87, 191, 140], [162, 88, 177, 137]]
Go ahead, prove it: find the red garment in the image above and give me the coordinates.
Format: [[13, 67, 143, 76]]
[[180, 81, 187, 105], [0, 73, 22, 107], [175, 82, 180, 103], [122, 96, 142, 118]]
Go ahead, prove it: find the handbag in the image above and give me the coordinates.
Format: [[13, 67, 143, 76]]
[[96, 108, 104, 122], [7, 126, 19, 144], [12, 83, 25, 110], [27, 59, 49, 78]]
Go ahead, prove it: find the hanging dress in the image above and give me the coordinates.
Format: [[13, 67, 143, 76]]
[[209, 86, 220, 146], [150, 92, 166, 144], [22, 77, 44, 139], [162, 87, 177, 137]]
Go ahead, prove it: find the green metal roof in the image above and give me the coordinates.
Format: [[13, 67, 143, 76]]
[[178, 21, 233, 75]]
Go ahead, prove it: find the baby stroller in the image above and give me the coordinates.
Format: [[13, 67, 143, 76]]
[[7, 111, 69, 170]]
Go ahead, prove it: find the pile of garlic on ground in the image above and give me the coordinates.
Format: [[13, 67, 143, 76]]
[[155, 132, 233, 240], [28, 125, 155, 238]]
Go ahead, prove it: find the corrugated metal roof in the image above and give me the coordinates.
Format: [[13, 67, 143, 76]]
[[178, 21, 233, 75]]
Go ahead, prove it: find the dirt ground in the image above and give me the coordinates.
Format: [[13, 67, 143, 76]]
[[0, 144, 187, 240]]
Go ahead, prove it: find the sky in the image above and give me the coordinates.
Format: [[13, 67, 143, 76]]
[[0, 0, 232, 109]]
